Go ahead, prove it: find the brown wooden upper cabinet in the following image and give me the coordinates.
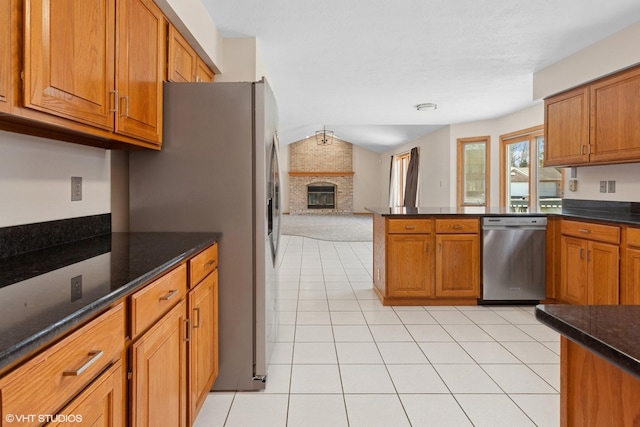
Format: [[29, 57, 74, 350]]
[[168, 24, 215, 83], [544, 87, 590, 166], [23, 0, 165, 146], [169, 25, 198, 83], [0, 0, 10, 114], [590, 66, 640, 163], [544, 64, 640, 167], [196, 57, 215, 82]]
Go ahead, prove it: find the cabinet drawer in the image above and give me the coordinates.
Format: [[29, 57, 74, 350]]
[[388, 219, 432, 234], [189, 243, 218, 287], [436, 218, 479, 234], [561, 220, 620, 244], [0, 303, 125, 425], [131, 264, 187, 337], [627, 227, 640, 248]]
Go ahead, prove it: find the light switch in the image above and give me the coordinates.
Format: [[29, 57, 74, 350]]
[[608, 180, 616, 193]]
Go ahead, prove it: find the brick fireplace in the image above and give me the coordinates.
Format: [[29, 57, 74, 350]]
[[289, 136, 354, 215]]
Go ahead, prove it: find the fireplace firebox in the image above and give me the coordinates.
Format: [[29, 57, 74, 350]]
[[307, 185, 336, 209]]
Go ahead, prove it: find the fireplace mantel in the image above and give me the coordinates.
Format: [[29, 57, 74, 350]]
[[289, 171, 355, 177]]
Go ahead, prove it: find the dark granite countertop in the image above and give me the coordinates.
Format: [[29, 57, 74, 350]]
[[535, 304, 640, 379], [366, 199, 640, 226], [365, 206, 547, 217], [0, 232, 220, 373]]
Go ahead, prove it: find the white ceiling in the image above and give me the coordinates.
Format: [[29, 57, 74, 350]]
[[200, 0, 640, 152]]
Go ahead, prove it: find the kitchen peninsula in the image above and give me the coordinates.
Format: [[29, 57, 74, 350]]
[[368, 200, 640, 307], [536, 305, 640, 426]]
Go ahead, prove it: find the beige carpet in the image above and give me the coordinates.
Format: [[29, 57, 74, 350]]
[[280, 214, 373, 241]]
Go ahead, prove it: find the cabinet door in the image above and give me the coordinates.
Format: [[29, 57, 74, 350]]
[[23, 0, 115, 129], [387, 234, 433, 297], [0, 0, 10, 113], [560, 236, 588, 304], [196, 57, 215, 82], [116, 0, 165, 144], [544, 86, 590, 166], [435, 234, 479, 297], [49, 361, 124, 427], [624, 248, 640, 304], [168, 25, 197, 82], [590, 67, 640, 163], [132, 300, 187, 427], [188, 270, 218, 423], [587, 241, 619, 304]]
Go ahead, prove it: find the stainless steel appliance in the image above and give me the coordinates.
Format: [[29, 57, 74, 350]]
[[129, 80, 281, 391], [481, 216, 546, 302]]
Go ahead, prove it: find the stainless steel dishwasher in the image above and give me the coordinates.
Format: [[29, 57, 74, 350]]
[[482, 216, 547, 303]]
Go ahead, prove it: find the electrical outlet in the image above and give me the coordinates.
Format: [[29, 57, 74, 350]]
[[568, 179, 577, 192], [71, 275, 82, 302], [608, 180, 616, 193], [71, 177, 82, 201], [599, 181, 607, 193]]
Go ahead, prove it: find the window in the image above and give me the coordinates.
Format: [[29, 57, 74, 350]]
[[457, 137, 490, 208], [500, 126, 563, 213]]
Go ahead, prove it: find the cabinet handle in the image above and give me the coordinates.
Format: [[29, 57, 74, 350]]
[[193, 307, 201, 328], [580, 248, 584, 260], [125, 96, 130, 117], [587, 250, 591, 262], [0, 95, 6, 101], [578, 228, 590, 234], [109, 90, 118, 112], [160, 289, 179, 301], [581, 145, 587, 155], [204, 260, 215, 268], [453, 224, 463, 230], [184, 318, 191, 342], [404, 225, 416, 230], [439, 242, 442, 253], [63, 350, 103, 376]]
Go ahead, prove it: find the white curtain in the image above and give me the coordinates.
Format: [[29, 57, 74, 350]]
[[388, 155, 398, 207]]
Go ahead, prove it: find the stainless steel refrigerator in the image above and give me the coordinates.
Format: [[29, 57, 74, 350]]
[[129, 80, 281, 391]]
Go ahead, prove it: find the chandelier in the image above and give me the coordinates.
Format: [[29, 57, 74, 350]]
[[315, 126, 334, 145]]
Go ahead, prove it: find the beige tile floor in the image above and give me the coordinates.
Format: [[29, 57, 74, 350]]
[[194, 235, 560, 427]]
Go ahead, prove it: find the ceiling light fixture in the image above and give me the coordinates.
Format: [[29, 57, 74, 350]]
[[315, 126, 334, 145], [416, 103, 438, 112]]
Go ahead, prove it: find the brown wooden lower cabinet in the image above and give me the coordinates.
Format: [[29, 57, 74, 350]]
[[131, 299, 188, 427], [387, 233, 434, 298], [435, 234, 479, 298], [0, 241, 219, 427], [559, 236, 619, 304], [49, 360, 125, 427], [373, 215, 480, 305], [624, 247, 640, 304], [188, 269, 219, 424], [559, 220, 620, 305], [561, 337, 640, 426]]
